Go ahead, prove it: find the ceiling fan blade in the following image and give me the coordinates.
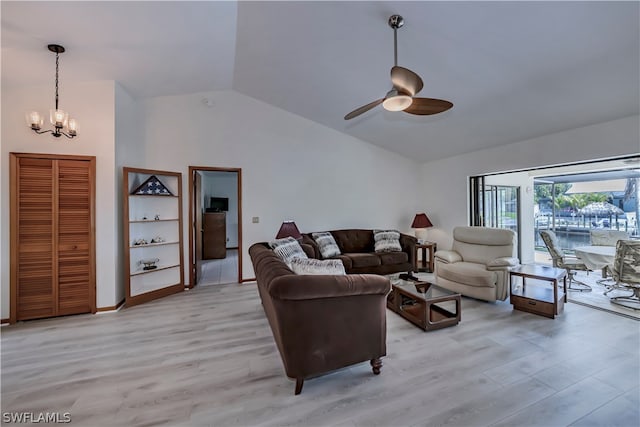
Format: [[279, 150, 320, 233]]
[[344, 99, 384, 120], [391, 66, 424, 96], [403, 98, 453, 115]]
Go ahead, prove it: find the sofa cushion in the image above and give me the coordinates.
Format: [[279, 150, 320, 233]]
[[331, 229, 375, 253], [437, 261, 497, 288], [269, 237, 308, 265], [289, 258, 346, 275], [331, 254, 353, 270], [344, 253, 381, 268], [378, 251, 408, 265], [311, 232, 342, 258], [373, 230, 402, 253]]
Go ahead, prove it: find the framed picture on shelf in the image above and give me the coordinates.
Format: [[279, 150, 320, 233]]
[[131, 175, 173, 196]]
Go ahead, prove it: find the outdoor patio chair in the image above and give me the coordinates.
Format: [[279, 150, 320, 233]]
[[540, 230, 592, 292], [610, 240, 640, 310], [590, 229, 630, 285], [590, 229, 630, 247]]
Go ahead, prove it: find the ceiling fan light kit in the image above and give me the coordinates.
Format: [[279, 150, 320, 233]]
[[382, 89, 412, 111], [344, 15, 453, 120]]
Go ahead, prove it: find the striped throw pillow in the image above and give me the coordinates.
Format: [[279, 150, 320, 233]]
[[311, 232, 341, 258], [373, 229, 402, 253], [290, 258, 346, 275], [269, 237, 308, 265]]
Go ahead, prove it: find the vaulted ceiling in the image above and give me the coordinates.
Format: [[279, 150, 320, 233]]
[[2, 1, 638, 162]]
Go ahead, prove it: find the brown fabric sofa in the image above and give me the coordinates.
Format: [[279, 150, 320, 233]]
[[301, 229, 417, 275], [249, 242, 390, 395]]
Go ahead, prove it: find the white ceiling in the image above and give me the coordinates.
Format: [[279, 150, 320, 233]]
[[2, 1, 639, 162]]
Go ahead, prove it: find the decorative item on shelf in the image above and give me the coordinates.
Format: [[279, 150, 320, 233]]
[[131, 175, 173, 196], [276, 220, 302, 241], [411, 213, 433, 243], [133, 238, 148, 246], [138, 258, 159, 271], [25, 44, 78, 139], [154, 214, 160, 220], [151, 236, 165, 244]]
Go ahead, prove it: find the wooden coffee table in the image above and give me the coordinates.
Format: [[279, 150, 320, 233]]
[[387, 279, 461, 331]]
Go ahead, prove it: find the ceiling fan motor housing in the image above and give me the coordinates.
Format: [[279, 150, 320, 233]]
[[388, 15, 404, 29]]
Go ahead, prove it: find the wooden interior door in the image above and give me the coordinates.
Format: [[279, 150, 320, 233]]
[[12, 157, 56, 320], [10, 153, 96, 323], [57, 160, 95, 315]]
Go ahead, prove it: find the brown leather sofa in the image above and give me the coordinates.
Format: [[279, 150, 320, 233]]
[[249, 242, 390, 395], [302, 229, 417, 275]]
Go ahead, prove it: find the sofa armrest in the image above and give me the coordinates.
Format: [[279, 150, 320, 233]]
[[434, 250, 462, 264], [268, 274, 390, 301], [486, 257, 520, 270], [399, 233, 417, 266]]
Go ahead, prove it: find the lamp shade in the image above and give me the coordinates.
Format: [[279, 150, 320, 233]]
[[276, 220, 302, 240], [411, 213, 433, 229]]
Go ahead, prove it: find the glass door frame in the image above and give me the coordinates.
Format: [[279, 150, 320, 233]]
[[470, 176, 522, 260]]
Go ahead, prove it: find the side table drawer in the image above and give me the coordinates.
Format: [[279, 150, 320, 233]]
[[511, 294, 555, 318]]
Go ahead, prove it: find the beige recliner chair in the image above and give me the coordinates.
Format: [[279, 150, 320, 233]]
[[434, 226, 519, 302]]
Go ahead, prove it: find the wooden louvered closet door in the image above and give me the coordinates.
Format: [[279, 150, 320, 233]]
[[10, 153, 96, 323]]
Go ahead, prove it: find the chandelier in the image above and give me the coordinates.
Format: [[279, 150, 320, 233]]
[[25, 44, 78, 139]]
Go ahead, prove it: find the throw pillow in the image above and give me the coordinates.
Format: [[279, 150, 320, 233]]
[[290, 258, 346, 275], [311, 232, 341, 258], [373, 229, 402, 253], [268, 237, 308, 265]]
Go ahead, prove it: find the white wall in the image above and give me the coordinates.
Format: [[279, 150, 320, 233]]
[[1, 81, 119, 318], [421, 115, 640, 253], [142, 90, 423, 281], [115, 82, 144, 304]]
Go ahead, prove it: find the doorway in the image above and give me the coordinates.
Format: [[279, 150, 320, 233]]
[[469, 177, 522, 260], [188, 166, 242, 287]]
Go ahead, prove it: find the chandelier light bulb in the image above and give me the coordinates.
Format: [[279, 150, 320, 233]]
[[67, 118, 78, 136], [50, 109, 68, 127], [25, 111, 43, 130]]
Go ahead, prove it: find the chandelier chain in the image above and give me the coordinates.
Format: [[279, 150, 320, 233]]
[[55, 52, 59, 111]]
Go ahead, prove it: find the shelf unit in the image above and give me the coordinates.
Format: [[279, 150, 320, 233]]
[[123, 167, 184, 307]]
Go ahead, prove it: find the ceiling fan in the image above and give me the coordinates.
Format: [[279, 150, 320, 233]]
[[344, 15, 453, 120]]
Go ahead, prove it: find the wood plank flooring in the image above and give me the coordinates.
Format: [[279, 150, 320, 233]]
[[198, 249, 238, 286], [1, 282, 638, 426]]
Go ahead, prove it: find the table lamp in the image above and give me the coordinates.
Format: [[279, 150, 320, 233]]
[[276, 220, 302, 241], [411, 213, 433, 243]]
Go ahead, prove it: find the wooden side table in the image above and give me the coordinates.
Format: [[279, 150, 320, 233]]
[[415, 242, 437, 273], [509, 264, 567, 319]]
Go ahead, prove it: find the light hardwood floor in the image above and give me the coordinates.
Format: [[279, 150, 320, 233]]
[[1, 282, 639, 426], [198, 249, 239, 286]]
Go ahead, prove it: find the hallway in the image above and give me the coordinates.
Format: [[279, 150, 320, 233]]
[[198, 249, 238, 286]]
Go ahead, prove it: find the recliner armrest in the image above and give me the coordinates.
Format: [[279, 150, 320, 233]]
[[434, 250, 462, 264], [486, 256, 520, 270], [268, 274, 390, 301]]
